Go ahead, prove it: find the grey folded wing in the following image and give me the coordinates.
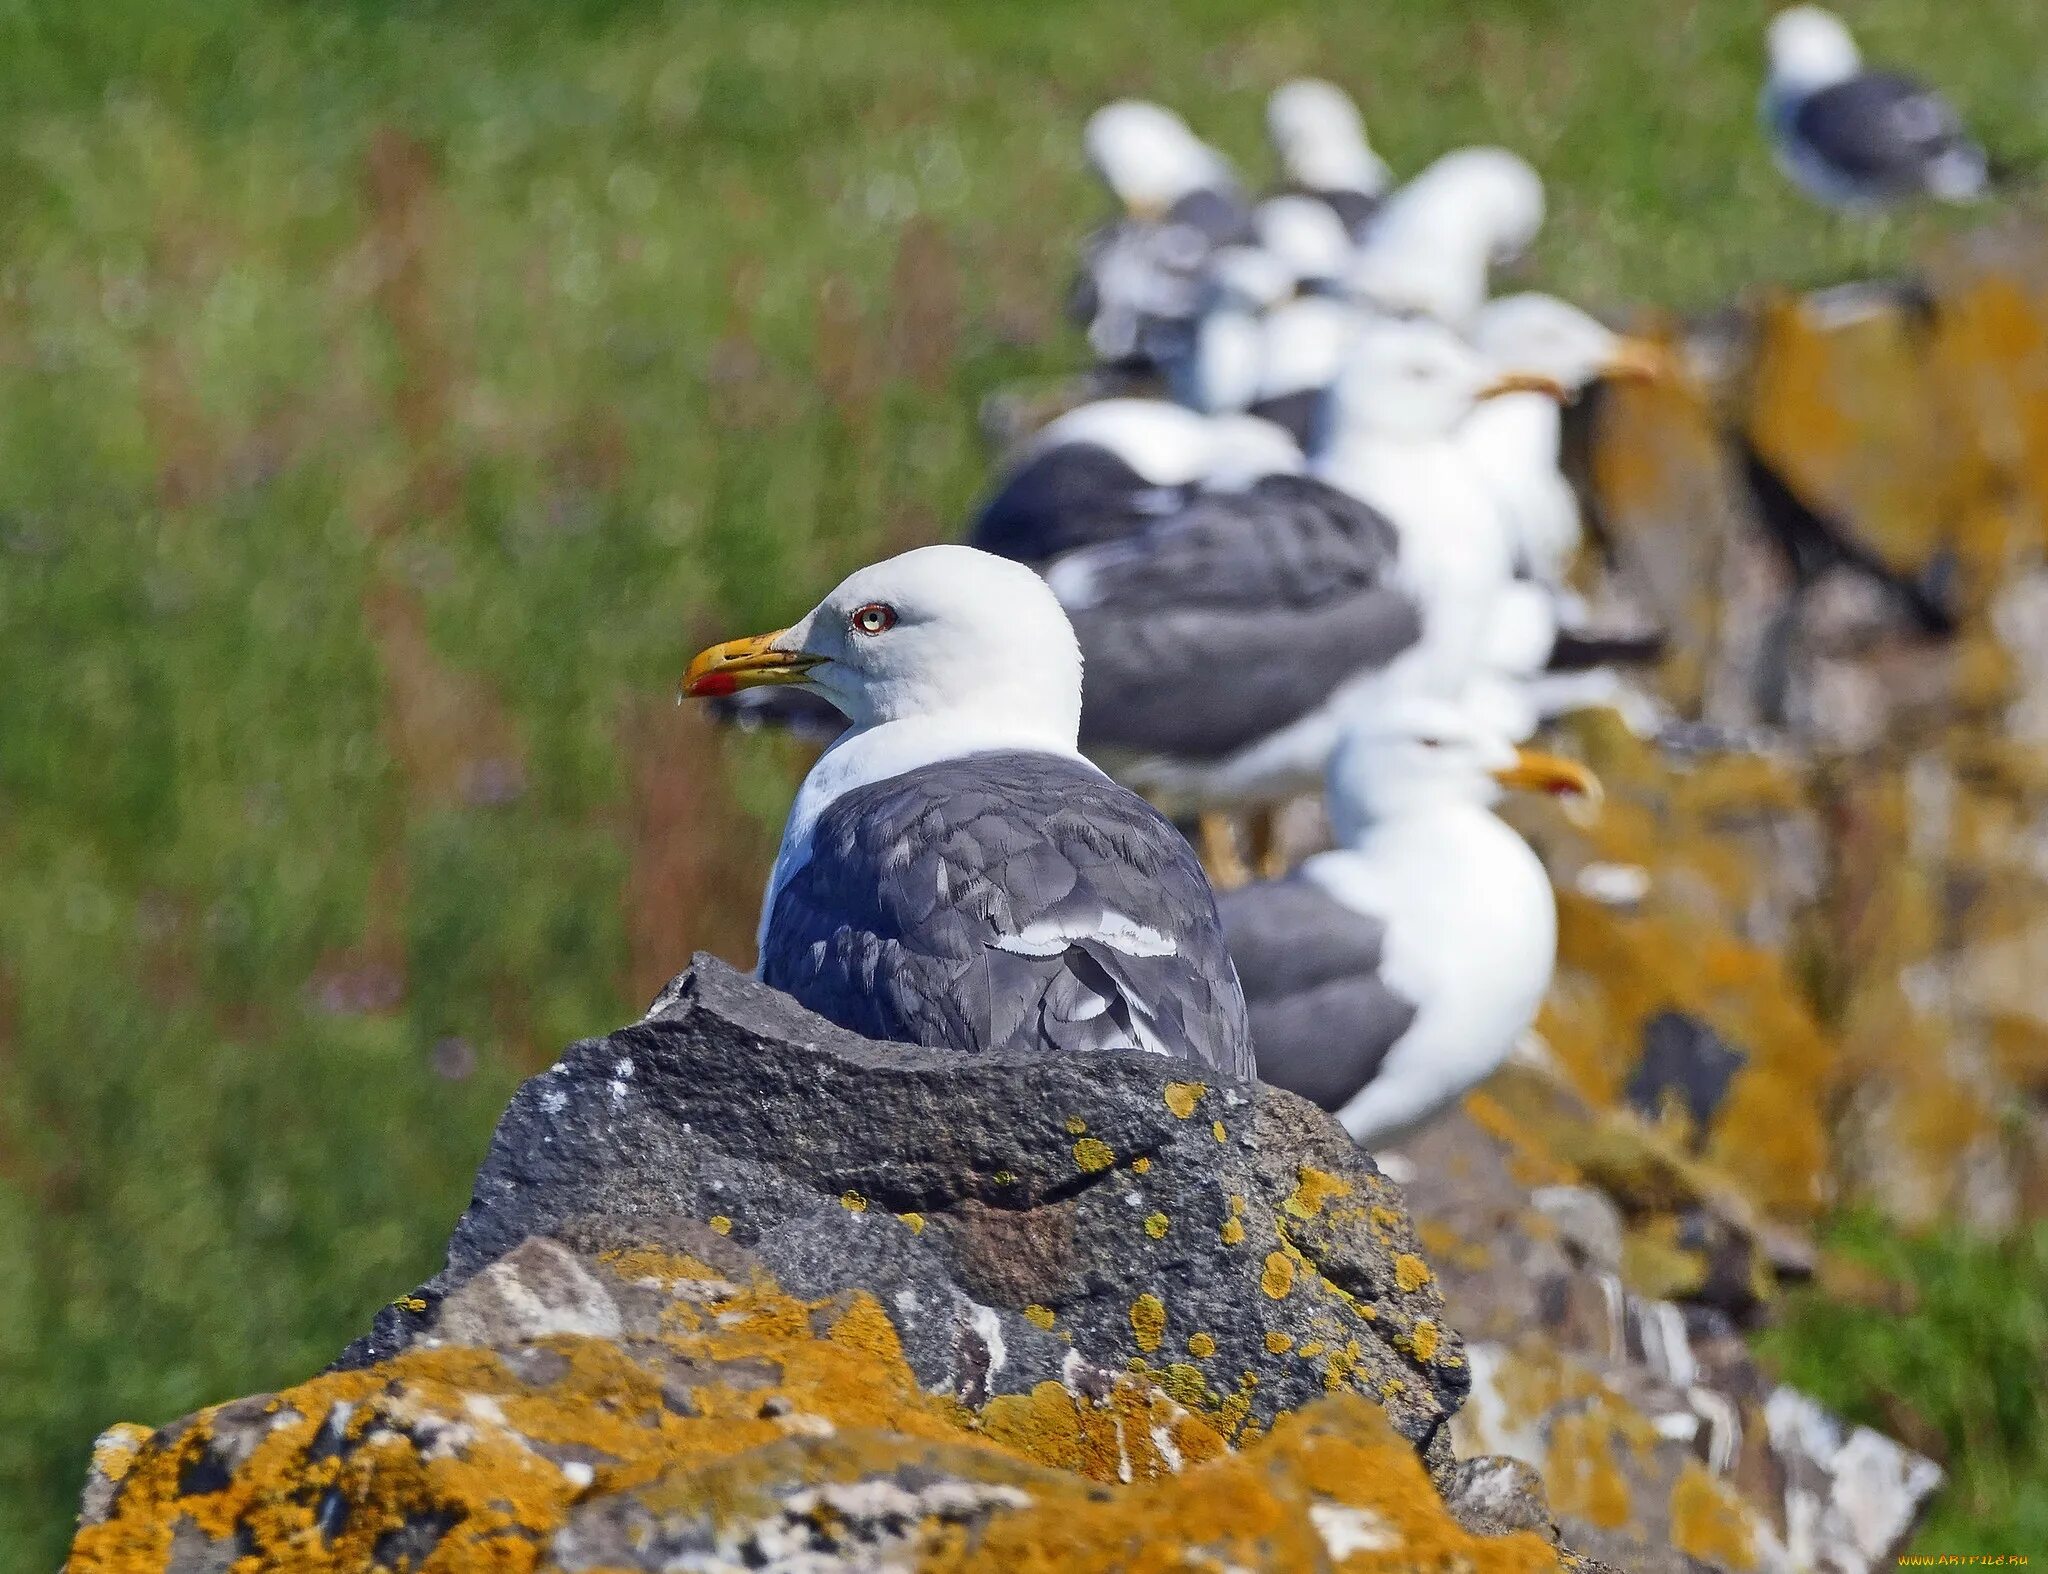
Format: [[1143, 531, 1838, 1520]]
[[762, 751, 1254, 1081], [1055, 473, 1423, 760], [1219, 874, 1418, 1111], [1791, 72, 1983, 192]]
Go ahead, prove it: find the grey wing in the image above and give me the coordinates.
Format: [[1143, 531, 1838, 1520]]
[[1794, 73, 1983, 192], [1057, 475, 1423, 760], [763, 754, 1253, 1081], [1219, 876, 1418, 1111]]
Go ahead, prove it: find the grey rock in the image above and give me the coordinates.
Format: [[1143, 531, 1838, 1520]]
[[338, 956, 1468, 1451]]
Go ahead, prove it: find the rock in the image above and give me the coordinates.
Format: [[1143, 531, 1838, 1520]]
[[341, 956, 1471, 1454], [73, 960, 1566, 1572]]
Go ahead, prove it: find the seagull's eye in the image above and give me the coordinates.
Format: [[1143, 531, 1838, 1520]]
[[849, 602, 898, 636]]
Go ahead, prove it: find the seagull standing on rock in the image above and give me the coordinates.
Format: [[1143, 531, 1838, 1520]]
[[681, 544, 1254, 1081], [1221, 698, 1597, 1147], [1762, 5, 1991, 210]]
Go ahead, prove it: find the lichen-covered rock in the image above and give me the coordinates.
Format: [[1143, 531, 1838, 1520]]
[[71, 960, 1535, 1572], [67, 1218, 1553, 1571], [342, 956, 1469, 1452]]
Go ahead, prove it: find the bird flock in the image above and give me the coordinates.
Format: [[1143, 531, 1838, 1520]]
[[681, 9, 1998, 1153]]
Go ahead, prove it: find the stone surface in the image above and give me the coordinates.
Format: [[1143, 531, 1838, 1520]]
[[342, 956, 1469, 1452]]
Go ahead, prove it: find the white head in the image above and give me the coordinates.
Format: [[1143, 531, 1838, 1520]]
[[1328, 316, 1511, 442], [1347, 148, 1544, 323], [1266, 78, 1389, 195], [1415, 148, 1546, 261], [1767, 6, 1861, 93], [1469, 294, 1674, 392], [683, 545, 1082, 741], [1084, 100, 1230, 217], [1324, 696, 1598, 841], [1255, 196, 1356, 286], [1206, 243, 1298, 312]]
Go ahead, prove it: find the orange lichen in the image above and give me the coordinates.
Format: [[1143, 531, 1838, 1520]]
[[1543, 1408, 1633, 1531], [1064, 1115, 1088, 1135], [709, 1215, 733, 1236], [1129, 1294, 1166, 1353], [1264, 1331, 1293, 1355], [898, 1212, 925, 1234], [1131, 1157, 1151, 1175], [1284, 1167, 1354, 1220], [1403, 1320, 1440, 1362], [1023, 1304, 1057, 1330], [1073, 1138, 1115, 1173], [1670, 1459, 1759, 1571], [1162, 1081, 1205, 1118], [1186, 1332, 1216, 1359], [1220, 1218, 1246, 1247], [840, 1191, 867, 1213], [1210, 1120, 1227, 1143], [1259, 1253, 1295, 1300], [1393, 1254, 1433, 1293], [1143, 1212, 1169, 1239]]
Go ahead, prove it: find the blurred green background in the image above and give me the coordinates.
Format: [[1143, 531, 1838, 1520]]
[[5, 0, 2047, 1560]]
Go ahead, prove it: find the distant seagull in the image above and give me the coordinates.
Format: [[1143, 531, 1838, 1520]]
[[1266, 79, 1392, 239], [1346, 148, 1545, 328], [1763, 6, 1990, 209], [680, 545, 1253, 1078], [1074, 101, 1256, 366], [970, 399, 1301, 565], [1221, 698, 1596, 1146]]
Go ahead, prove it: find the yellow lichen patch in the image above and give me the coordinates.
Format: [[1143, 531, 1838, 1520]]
[[897, 1211, 925, 1235], [840, 1191, 867, 1213], [1163, 1081, 1206, 1118], [1130, 1293, 1166, 1353], [393, 1295, 428, 1314], [1132, 1156, 1151, 1174], [1393, 1254, 1432, 1293], [1543, 1407, 1633, 1531], [1298, 1340, 1327, 1359], [1264, 1331, 1294, 1355], [1073, 1137, 1115, 1173], [1022, 1304, 1056, 1330], [1259, 1253, 1296, 1300], [1143, 1212, 1169, 1239], [1368, 1204, 1403, 1235], [1670, 1458, 1758, 1571], [1402, 1320, 1440, 1362], [1220, 1218, 1246, 1246], [1283, 1167, 1355, 1220], [1064, 1115, 1088, 1135], [827, 1291, 904, 1365], [1210, 1120, 1227, 1143], [1186, 1332, 1217, 1359], [708, 1215, 733, 1236]]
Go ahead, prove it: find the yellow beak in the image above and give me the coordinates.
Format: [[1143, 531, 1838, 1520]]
[[1601, 336, 1678, 384], [679, 629, 823, 700], [1492, 748, 1602, 804], [1476, 371, 1572, 403]]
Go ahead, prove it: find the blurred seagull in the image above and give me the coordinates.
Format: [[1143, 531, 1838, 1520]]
[[1347, 148, 1545, 328], [1266, 79, 1392, 239], [971, 398, 1302, 565], [680, 545, 1253, 1079], [1222, 699, 1596, 1146], [1762, 6, 1990, 209]]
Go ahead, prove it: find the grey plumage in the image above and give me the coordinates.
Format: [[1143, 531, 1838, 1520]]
[[762, 750, 1253, 1081], [1054, 474, 1422, 760], [1769, 72, 1988, 205], [1219, 875, 1418, 1110]]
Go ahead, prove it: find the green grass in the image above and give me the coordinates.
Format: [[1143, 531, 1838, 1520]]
[[4, 0, 2047, 1561], [1756, 1213, 2048, 1552]]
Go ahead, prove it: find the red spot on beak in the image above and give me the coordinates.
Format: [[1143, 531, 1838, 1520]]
[[690, 671, 738, 698]]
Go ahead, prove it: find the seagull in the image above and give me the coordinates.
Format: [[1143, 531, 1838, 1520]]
[[1073, 101, 1256, 367], [1046, 469, 1421, 881], [1346, 148, 1545, 328], [1219, 698, 1597, 1146], [1464, 294, 1674, 586], [970, 398, 1301, 565], [1266, 79, 1392, 239], [1762, 6, 1990, 210], [1315, 315, 1554, 703], [680, 544, 1254, 1079]]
